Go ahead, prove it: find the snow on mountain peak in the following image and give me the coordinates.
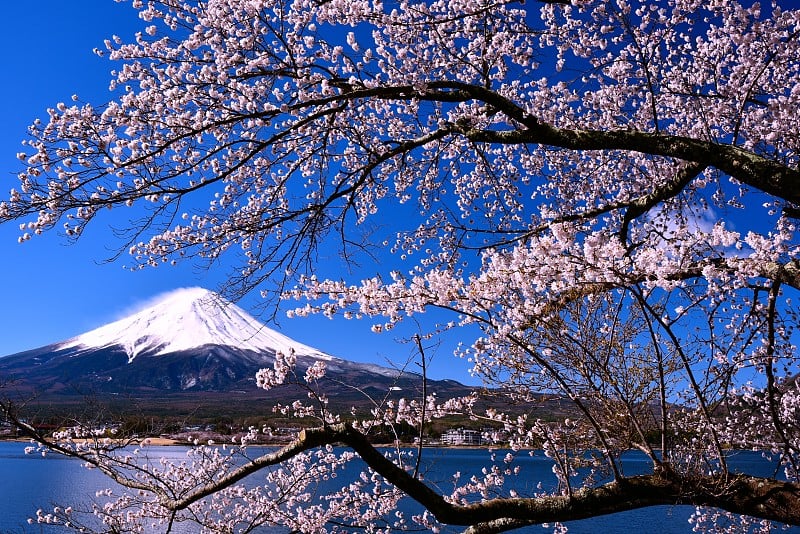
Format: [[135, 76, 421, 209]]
[[58, 287, 331, 362]]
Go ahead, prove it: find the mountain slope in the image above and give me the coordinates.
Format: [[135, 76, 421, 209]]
[[58, 287, 330, 362], [0, 288, 471, 406]]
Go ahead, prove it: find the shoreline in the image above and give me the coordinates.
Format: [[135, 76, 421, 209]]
[[1, 436, 497, 449], [0, 436, 183, 446]]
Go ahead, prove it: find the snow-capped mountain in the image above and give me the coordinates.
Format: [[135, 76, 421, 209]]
[[58, 287, 331, 363], [0, 288, 470, 405]]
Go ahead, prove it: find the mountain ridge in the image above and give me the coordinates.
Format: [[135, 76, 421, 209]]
[[0, 288, 478, 412]]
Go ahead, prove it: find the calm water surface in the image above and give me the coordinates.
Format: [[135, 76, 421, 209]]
[[0, 442, 796, 533]]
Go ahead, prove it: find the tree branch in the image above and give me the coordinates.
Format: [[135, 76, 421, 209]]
[[145, 422, 800, 527], [620, 161, 708, 244], [455, 121, 800, 206], [310, 80, 799, 208]]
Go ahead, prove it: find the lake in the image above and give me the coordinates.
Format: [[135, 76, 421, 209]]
[[0, 441, 796, 533]]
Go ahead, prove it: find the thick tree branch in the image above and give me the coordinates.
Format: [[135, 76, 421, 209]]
[[523, 259, 800, 324], [309, 81, 799, 208], [454, 121, 800, 206], [760, 260, 800, 289], [148, 423, 800, 528]]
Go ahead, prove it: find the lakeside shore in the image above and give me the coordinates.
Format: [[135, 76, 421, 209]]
[[0, 435, 497, 449]]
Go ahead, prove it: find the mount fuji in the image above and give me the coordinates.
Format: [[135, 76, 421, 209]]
[[0, 288, 471, 410], [58, 287, 333, 364]]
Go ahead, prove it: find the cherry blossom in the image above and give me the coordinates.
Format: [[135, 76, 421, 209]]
[[3, 0, 800, 531]]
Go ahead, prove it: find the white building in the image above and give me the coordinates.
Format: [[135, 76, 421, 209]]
[[441, 428, 482, 446]]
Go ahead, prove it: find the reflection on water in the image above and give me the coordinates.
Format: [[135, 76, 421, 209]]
[[0, 442, 798, 533]]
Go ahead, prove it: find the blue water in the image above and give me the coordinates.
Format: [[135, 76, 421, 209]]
[[0, 442, 796, 533]]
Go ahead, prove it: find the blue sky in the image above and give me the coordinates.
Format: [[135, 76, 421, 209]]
[[0, 2, 476, 384]]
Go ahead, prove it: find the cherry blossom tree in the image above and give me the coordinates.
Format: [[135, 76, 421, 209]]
[[3, 0, 800, 531]]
